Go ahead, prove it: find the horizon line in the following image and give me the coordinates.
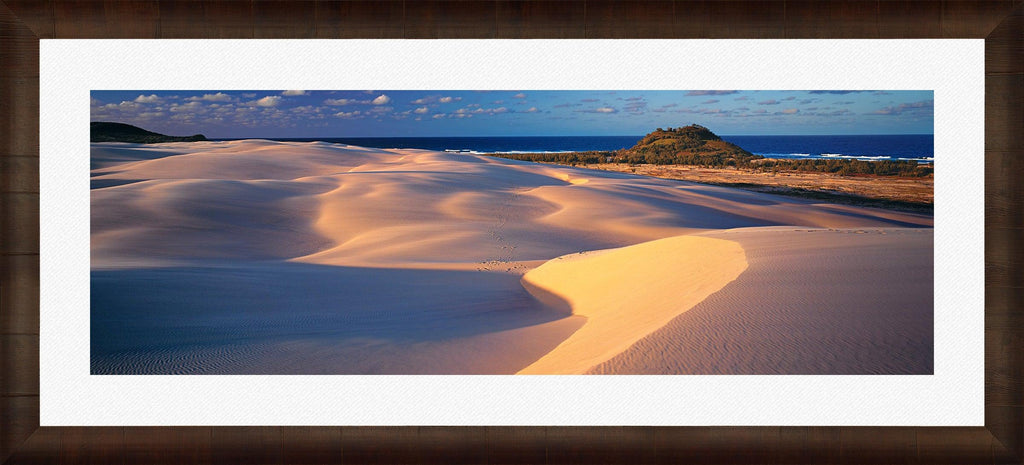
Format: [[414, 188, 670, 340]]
[[209, 133, 935, 139]]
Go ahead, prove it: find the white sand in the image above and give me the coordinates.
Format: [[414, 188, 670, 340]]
[[90, 140, 933, 374]]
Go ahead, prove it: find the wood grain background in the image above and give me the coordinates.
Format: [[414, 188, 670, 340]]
[[1, 1, 1021, 463]]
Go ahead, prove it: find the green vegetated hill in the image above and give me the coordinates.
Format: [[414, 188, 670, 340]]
[[488, 124, 932, 178], [91, 122, 207, 143], [623, 125, 759, 166]]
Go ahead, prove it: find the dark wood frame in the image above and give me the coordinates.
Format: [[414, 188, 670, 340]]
[[1, 1, 1020, 463]]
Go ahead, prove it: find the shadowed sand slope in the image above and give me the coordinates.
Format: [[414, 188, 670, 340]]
[[91, 140, 933, 374], [92, 263, 582, 374]]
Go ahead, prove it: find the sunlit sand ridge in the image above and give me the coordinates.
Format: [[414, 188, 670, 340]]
[[91, 140, 933, 374], [518, 235, 747, 374]]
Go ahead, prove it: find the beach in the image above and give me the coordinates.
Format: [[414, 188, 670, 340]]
[[90, 139, 933, 375]]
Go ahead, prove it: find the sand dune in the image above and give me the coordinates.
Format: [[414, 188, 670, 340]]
[[587, 227, 933, 374], [517, 235, 747, 374], [91, 140, 933, 374]]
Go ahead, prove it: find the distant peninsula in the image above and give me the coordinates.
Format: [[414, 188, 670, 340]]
[[486, 124, 931, 177], [483, 124, 932, 211], [91, 122, 207, 143]]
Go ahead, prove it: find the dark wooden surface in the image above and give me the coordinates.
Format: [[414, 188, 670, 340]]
[[1, 1, 1021, 463]]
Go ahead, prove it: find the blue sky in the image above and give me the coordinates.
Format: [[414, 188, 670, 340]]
[[91, 90, 934, 138]]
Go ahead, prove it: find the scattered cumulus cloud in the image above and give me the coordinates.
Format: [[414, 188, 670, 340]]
[[513, 93, 526, 99], [870, 100, 933, 116], [372, 94, 391, 105], [281, 90, 307, 96], [413, 107, 429, 114], [134, 94, 163, 104], [523, 107, 539, 113], [187, 92, 232, 102], [413, 95, 462, 104], [169, 101, 204, 113], [577, 107, 617, 114], [247, 96, 282, 107], [623, 100, 647, 114]]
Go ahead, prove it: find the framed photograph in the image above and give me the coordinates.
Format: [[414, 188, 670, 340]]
[[2, 1, 1021, 464]]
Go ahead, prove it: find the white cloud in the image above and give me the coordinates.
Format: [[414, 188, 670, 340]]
[[460, 106, 509, 116], [412, 95, 462, 104], [593, 107, 617, 113], [134, 94, 163, 104], [324, 98, 357, 106], [432, 114, 445, 119], [334, 110, 362, 119], [186, 92, 233, 102], [372, 94, 391, 105], [523, 107, 539, 113], [169, 101, 204, 113], [281, 90, 307, 96], [90, 97, 102, 106], [513, 93, 526, 99], [781, 108, 799, 114], [246, 96, 281, 107], [870, 100, 933, 116], [414, 107, 429, 114]]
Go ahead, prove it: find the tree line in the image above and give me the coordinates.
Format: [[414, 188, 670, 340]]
[[485, 150, 932, 177]]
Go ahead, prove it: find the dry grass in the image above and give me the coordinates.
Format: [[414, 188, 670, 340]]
[[586, 163, 934, 213]]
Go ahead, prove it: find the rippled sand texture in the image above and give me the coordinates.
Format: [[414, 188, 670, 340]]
[[91, 140, 933, 374]]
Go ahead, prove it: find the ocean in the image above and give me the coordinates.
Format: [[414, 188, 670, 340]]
[[239, 134, 934, 162], [720, 134, 933, 162]]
